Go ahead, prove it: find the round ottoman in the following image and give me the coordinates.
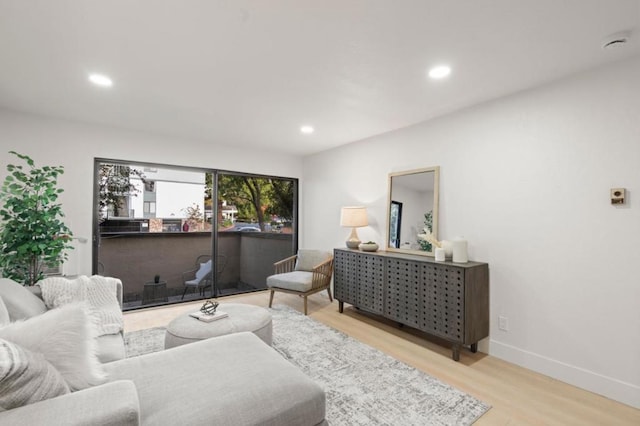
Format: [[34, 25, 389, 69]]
[[164, 303, 272, 349]]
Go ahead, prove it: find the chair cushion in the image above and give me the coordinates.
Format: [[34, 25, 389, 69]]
[[195, 260, 212, 281], [267, 271, 313, 292], [0, 278, 47, 321], [294, 249, 331, 272], [0, 338, 70, 410]]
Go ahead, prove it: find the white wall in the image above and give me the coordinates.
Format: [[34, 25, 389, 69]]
[[301, 56, 640, 408], [0, 111, 303, 277]]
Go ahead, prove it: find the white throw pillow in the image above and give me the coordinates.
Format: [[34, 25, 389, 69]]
[[0, 303, 107, 391], [195, 260, 212, 281], [0, 338, 70, 410], [0, 278, 47, 321]]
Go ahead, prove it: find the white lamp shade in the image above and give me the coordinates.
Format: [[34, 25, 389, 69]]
[[340, 206, 368, 228]]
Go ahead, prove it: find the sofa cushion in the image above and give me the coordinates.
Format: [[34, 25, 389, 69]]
[[96, 333, 126, 364], [0, 338, 70, 410], [294, 249, 331, 272], [267, 271, 313, 292], [0, 299, 9, 326], [104, 332, 326, 426], [0, 303, 106, 390], [0, 278, 47, 321]]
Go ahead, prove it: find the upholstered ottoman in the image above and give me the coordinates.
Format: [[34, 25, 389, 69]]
[[164, 303, 272, 349]]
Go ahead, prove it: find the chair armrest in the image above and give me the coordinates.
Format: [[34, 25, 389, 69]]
[[0, 380, 140, 426], [182, 268, 198, 282], [274, 255, 298, 274], [311, 257, 334, 290]]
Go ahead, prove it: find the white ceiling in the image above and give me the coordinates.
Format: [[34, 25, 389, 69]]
[[0, 1, 638, 156]]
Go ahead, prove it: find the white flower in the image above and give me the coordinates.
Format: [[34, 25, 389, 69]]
[[417, 228, 441, 248]]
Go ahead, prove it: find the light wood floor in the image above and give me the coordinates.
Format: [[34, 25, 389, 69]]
[[124, 290, 639, 425]]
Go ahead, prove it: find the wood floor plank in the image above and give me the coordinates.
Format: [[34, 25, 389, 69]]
[[123, 290, 640, 425]]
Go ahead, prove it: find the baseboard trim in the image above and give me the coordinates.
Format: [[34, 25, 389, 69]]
[[490, 339, 640, 409]]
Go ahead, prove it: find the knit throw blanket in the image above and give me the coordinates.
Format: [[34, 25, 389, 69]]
[[37, 276, 123, 336]]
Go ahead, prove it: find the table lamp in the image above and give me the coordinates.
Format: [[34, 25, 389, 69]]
[[340, 206, 368, 249]]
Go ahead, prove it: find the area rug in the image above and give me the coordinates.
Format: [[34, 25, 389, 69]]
[[124, 326, 166, 357], [124, 305, 490, 425]]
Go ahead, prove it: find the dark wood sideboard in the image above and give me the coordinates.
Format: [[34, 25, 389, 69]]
[[333, 248, 489, 361]]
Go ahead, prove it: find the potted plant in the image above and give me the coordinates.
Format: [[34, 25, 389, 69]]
[[0, 151, 73, 285]]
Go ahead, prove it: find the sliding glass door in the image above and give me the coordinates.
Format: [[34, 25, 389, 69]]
[[94, 160, 297, 310]]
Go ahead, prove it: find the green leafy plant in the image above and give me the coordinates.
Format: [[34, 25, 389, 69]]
[[0, 151, 73, 285]]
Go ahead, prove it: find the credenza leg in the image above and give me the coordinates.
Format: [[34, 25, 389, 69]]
[[452, 345, 461, 362], [338, 301, 344, 313], [470, 342, 478, 353]]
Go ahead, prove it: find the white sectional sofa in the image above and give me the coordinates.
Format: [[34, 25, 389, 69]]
[[0, 278, 327, 425]]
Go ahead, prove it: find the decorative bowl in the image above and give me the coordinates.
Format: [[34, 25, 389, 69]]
[[359, 242, 379, 252]]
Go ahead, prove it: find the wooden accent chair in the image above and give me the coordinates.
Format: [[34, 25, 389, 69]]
[[267, 249, 333, 315]]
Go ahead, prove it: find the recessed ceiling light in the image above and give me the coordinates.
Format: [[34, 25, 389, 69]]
[[300, 125, 314, 134], [88, 73, 113, 87], [428, 65, 451, 79]]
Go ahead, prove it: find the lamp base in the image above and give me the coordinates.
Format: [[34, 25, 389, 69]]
[[345, 227, 361, 249], [346, 239, 361, 249]]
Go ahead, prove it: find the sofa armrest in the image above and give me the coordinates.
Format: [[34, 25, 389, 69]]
[[0, 380, 140, 426], [115, 278, 123, 309]]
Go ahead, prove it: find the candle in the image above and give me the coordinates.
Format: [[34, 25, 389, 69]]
[[452, 239, 468, 263]]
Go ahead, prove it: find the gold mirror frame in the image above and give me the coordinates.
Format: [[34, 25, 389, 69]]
[[386, 166, 440, 257]]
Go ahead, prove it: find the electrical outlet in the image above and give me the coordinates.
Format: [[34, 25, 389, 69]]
[[499, 315, 509, 331]]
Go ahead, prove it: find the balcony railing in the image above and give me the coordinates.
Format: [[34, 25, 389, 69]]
[[98, 231, 293, 310]]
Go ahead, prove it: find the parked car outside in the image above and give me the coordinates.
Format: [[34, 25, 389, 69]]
[[237, 226, 261, 232]]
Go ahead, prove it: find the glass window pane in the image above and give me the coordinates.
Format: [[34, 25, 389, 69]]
[[97, 162, 211, 309], [216, 173, 296, 295]]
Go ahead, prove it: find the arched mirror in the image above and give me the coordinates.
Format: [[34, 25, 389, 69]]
[[386, 166, 439, 256]]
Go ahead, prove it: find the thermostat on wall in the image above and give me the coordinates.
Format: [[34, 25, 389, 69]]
[[611, 188, 625, 205]]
